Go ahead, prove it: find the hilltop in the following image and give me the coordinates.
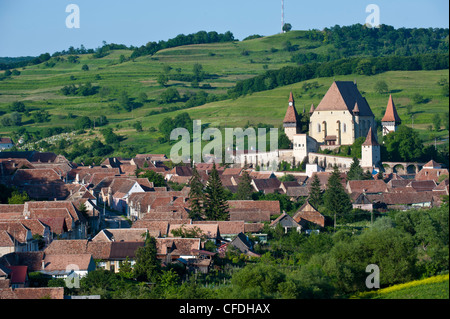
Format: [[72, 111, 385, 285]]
[[0, 25, 448, 163]]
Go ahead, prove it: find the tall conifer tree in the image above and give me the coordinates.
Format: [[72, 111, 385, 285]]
[[188, 166, 205, 220], [204, 163, 229, 221]]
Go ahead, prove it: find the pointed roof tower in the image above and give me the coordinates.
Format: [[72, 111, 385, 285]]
[[309, 103, 315, 115], [381, 95, 402, 123], [362, 127, 380, 146], [353, 101, 360, 115], [283, 92, 299, 124]]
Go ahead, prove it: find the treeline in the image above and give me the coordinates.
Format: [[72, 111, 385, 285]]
[[318, 24, 449, 57], [130, 30, 235, 59], [0, 53, 51, 71], [229, 53, 449, 97]]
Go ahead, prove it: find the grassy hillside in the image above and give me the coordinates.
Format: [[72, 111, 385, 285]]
[[0, 30, 448, 159], [352, 274, 449, 299]]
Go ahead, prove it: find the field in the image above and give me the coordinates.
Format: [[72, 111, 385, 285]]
[[0, 30, 448, 157], [352, 274, 449, 299]]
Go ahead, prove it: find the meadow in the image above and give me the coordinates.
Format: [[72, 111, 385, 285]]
[[0, 30, 448, 157]]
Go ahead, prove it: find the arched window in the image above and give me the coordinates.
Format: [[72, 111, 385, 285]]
[[317, 123, 321, 133], [343, 123, 347, 133]]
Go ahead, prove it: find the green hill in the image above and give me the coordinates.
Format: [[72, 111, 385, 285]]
[[0, 26, 448, 162]]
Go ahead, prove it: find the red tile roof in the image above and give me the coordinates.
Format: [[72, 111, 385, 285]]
[[381, 95, 401, 123], [315, 81, 374, 116], [362, 127, 380, 146]]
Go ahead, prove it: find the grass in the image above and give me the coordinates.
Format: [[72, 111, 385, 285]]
[[0, 30, 448, 157], [351, 274, 449, 299]]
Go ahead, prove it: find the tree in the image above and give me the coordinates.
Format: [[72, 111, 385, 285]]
[[382, 125, 424, 162], [374, 80, 389, 94], [347, 157, 365, 180], [323, 165, 352, 228], [235, 170, 254, 200], [8, 190, 30, 204], [193, 63, 205, 82], [134, 236, 160, 282], [278, 131, 292, 149], [432, 113, 441, 131], [160, 87, 180, 103], [81, 64, 89, 71], [308, 173, 323, 209], [157, 73, 168, 87], [188, 166, 205, 220], [137, 169, 166, 187], [204, 163, 229, 220], [75, 116, 92, 130], [282, 23, 292, 32]]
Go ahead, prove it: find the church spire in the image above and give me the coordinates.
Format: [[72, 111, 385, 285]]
[[381, 95, 401, 123]]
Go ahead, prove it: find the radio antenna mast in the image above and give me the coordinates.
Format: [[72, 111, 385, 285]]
[[281, 0, 285, 33]]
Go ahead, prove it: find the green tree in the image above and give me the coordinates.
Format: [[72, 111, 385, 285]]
[[134, 236, 160, 282], [432, 113, 441, 131], [278, 131, 292, 149], [323, 165, 352, 228], [81, 64, 89, 71], [188, 166, 205, 220], [118, 257, 134, 279], [157, 73, 168, 87], [382, 125, 424, 162], [374, 80, 389, 94], [347, 157, 365, 180], [137, 169, 166, 187], [235, 170, 254, 200], [308, 173, 323, 209], [282, 23, 292, 32], [204, 163, 229, 220], [160, 87, 180, 103], [8, 190, 30, 204]]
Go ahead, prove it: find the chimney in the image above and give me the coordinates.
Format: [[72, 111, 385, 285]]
[[42, 260, 45, 270]]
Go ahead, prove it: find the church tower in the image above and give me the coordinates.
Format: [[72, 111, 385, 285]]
[[361, 127, 381, 169], [283, 92, 300, 142], [381, 95, 401, 136]]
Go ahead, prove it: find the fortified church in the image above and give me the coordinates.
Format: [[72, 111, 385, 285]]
[[240, 81, 401, 173]]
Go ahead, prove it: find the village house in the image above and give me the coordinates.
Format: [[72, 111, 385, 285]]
[[293, 200, 326, 229], [0, 137, 14, 151], [270, 212, 303, 233], [227, 200, 280, 222]]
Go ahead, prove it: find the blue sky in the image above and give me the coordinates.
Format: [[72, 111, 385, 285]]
[[0, 0, 448, 57]]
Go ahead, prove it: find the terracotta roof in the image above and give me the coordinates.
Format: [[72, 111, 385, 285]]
[[44, 239, 89, 255], [315, 81, 374, 116], [381, 95, 401, 123], [423, 160, 442, 169], [8, 265, 27, 284], [155, 238, 200, 256], [283, 102, 299, 123], [92, 228, 148, 242], [193, 220, 245, 235], [362, 127, 379, 146], [168, 223, 219, 239], [406, 180, 437, 192], [309, 103, 315, 114], [0, 287, 64, 299], [347, 180, 388, 194], [293, 200, 325, 227], [43, 254, 93, 272], [109, 241, 145, 259]]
